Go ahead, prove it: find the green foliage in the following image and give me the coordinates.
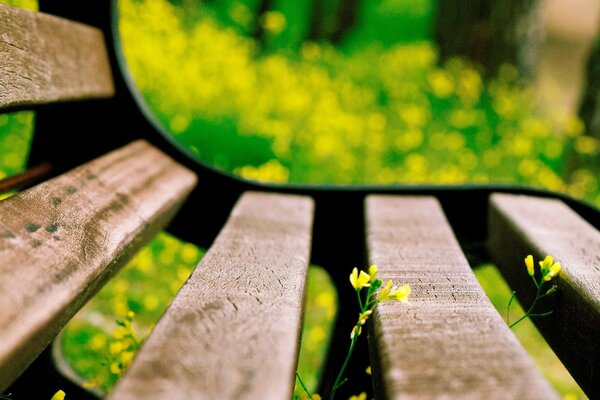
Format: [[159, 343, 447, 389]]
[[60, 233, 202, 393], [0, 112, 33, 178], [119, 0, 599, 208], [0, 0, 36, 10]]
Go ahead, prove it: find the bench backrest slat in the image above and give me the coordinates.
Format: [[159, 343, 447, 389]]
[[0, 140, 196, 391], [489, 193, 600, 398], [109, 192, 314, 400], [366, 195, 558, 399], [0, 4, 114, 111]]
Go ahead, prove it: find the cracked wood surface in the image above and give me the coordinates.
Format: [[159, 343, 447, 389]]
[[0, 140, 196, 391], [489, 193, 600, 398], [366, 195, 558, 400], [0, 3, 114, 110], [110, 192, 314, 400]]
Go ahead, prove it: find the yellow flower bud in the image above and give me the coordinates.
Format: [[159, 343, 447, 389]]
[[358, 310, 372, 325], [525, 255, 534, 276], [350, 325, 362, 339], [50, 390, 66, 400], [368, 265, 378, 282]]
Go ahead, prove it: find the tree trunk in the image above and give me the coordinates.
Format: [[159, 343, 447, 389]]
[[252, 0, 275, 45], [307, 0, 326, 41], [330, 0, 360, 44], [578, 39, 600, 139], [307, 0, 360, 44], [434, 0, 543, 78]]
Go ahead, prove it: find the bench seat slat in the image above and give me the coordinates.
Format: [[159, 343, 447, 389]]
[[366, 195, 558, 400], [489, 193, 600, 398], [0, 140, 196, 391], [109, 192, 314, 400], [0, 3, 114, 110]]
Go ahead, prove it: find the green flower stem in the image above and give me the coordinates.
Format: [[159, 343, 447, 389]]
[[296, 372, 313, 399], [329, 333, 359, 400], [509, 280, 544, 328], [356, 289, 364, 312]]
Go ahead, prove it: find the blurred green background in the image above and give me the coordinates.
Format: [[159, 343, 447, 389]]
[[1, 0, 598, 398]]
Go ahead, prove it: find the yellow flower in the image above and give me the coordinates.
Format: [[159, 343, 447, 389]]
[[544, 262, 562, 281], [50, 390, 66, 400], [539, 255, 561, 281], [368, 265, 378, 282], [349, 392, 367, 400], [121, 351, 135, 366], [525, 255, 534, 276], [350, 267, 371, 290], [110, 362, 121, 375], [358, 310, 372, 326], [300, 394, 322, 400], [365, 366, 372, 375], [109, 341, 123, 355], [539, 255, 553, 271], [379, 280, 411, 302]]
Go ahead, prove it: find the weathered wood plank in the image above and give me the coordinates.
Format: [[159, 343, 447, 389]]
[[0, 3, 114, 110], [0, 140, 196, 391], [109, 192, 314, 400], [366, 195, 558, 400], [489, 193, 600, 398]]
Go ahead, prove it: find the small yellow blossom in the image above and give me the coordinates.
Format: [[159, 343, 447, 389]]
[[358, 310, 372, 325], [525, 255, 534, 276], [121, 351, 135, 366], [365, 366, 372, 375], [300, 394, 322, 400], [349, 392, 367, 400], [50, 390, 66, 400], [539, 255, 553, 270], [539, 255, 561, 281], [109, 341, 123, 355], [544, 262, 562, 281], [350, 268, 371, 290], [110, 362, 121, 374], [368, 265, 378, 282], [379, 280, 411, 302]]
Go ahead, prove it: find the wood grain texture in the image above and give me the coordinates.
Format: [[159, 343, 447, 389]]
[[0, 140, 196, 391], [489, 193, 600, 398], [0, 3, 114, 110], [366, 195, 558, 400], [109, 192, 314, 400]]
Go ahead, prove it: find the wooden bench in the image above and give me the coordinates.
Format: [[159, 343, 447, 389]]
[[1, 2, 599, 399]]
